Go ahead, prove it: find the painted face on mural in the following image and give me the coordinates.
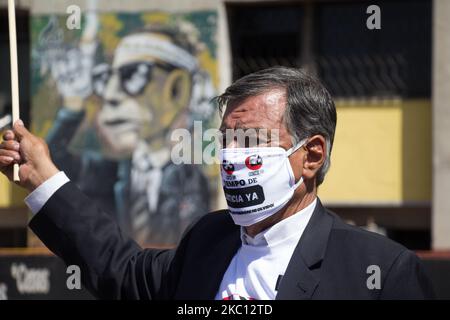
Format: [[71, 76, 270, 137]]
[[93, 32, 195, 159]]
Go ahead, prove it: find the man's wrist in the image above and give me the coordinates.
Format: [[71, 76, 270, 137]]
[[25, 171, 70, 215], [27, 163, 60, 192]]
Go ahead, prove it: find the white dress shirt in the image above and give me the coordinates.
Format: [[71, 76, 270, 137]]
[[215, 198, 317, 300], [24, 171, 70, 214]]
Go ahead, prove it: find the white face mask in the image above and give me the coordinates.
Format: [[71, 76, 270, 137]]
[[219, 140, 306, 226]]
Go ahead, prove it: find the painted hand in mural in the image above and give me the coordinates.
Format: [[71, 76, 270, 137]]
[[49, 12, 98, 111]]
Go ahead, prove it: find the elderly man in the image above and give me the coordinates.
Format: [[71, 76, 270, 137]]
[[0, 67, 434, 299]]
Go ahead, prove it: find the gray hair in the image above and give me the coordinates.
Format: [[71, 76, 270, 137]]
[[215, 67, 337, 186]]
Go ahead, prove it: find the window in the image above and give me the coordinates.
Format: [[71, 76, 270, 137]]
[[228, 0, 431, 99]]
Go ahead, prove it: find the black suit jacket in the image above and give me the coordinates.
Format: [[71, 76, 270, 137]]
[[29, 182, 435, 299]]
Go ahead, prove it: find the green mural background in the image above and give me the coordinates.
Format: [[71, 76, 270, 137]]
[[30, 10, 219, 245]]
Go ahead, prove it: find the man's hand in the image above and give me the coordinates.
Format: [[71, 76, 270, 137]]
[[0, 120, 59, 192]]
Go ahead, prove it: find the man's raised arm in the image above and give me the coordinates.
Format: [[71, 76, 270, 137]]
[[0, 120, 180, 299]]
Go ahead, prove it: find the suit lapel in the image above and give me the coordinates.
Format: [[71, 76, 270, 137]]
[[276, 199, 333, 300], [196, 222, 241, 299]]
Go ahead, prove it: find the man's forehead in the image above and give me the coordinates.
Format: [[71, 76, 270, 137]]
[[228, 89, 285, 109], [221, 89, 286, 130]]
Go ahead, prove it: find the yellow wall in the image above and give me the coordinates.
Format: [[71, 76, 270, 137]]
[[319, 99, 431, 205], [0, 176, 10, 207], [0, 175, 27, 208]]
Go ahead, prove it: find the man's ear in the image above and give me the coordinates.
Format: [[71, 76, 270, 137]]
[[302, 135, 326, 181]]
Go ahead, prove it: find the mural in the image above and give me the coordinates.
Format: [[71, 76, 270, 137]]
[[31, 9, 219, 245]]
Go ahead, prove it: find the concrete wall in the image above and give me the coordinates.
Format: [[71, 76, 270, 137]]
[[0, 0, 31, 9], [432, 0, 450, 249], [0, 0, 215, 12]]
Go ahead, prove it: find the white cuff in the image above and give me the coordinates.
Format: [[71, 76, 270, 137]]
[[25, 171, 70, 214]]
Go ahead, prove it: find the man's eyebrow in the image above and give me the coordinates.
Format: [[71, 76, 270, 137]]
[[220, 125, 262, 131], [219, 126, 273, 138]]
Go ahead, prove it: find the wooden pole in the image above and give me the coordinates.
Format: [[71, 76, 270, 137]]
[[8, 0, 20, 182]]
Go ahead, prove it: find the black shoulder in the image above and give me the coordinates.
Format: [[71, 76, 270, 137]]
[[178, 209, 236, 243], [189, 210, 236, 235], [326, 209, 407, 262], [324, 211, 435, 299], [380, 249, 435, 299]]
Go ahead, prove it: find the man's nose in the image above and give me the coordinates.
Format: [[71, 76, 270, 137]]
[[103, 74, 125, 106]]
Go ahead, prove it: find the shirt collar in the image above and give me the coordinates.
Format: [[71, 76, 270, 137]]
[[240, 198, 317, 247]]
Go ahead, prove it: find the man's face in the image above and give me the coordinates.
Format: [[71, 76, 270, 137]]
[[94, 33, 192, 159], [220, 90, 305, 183]]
